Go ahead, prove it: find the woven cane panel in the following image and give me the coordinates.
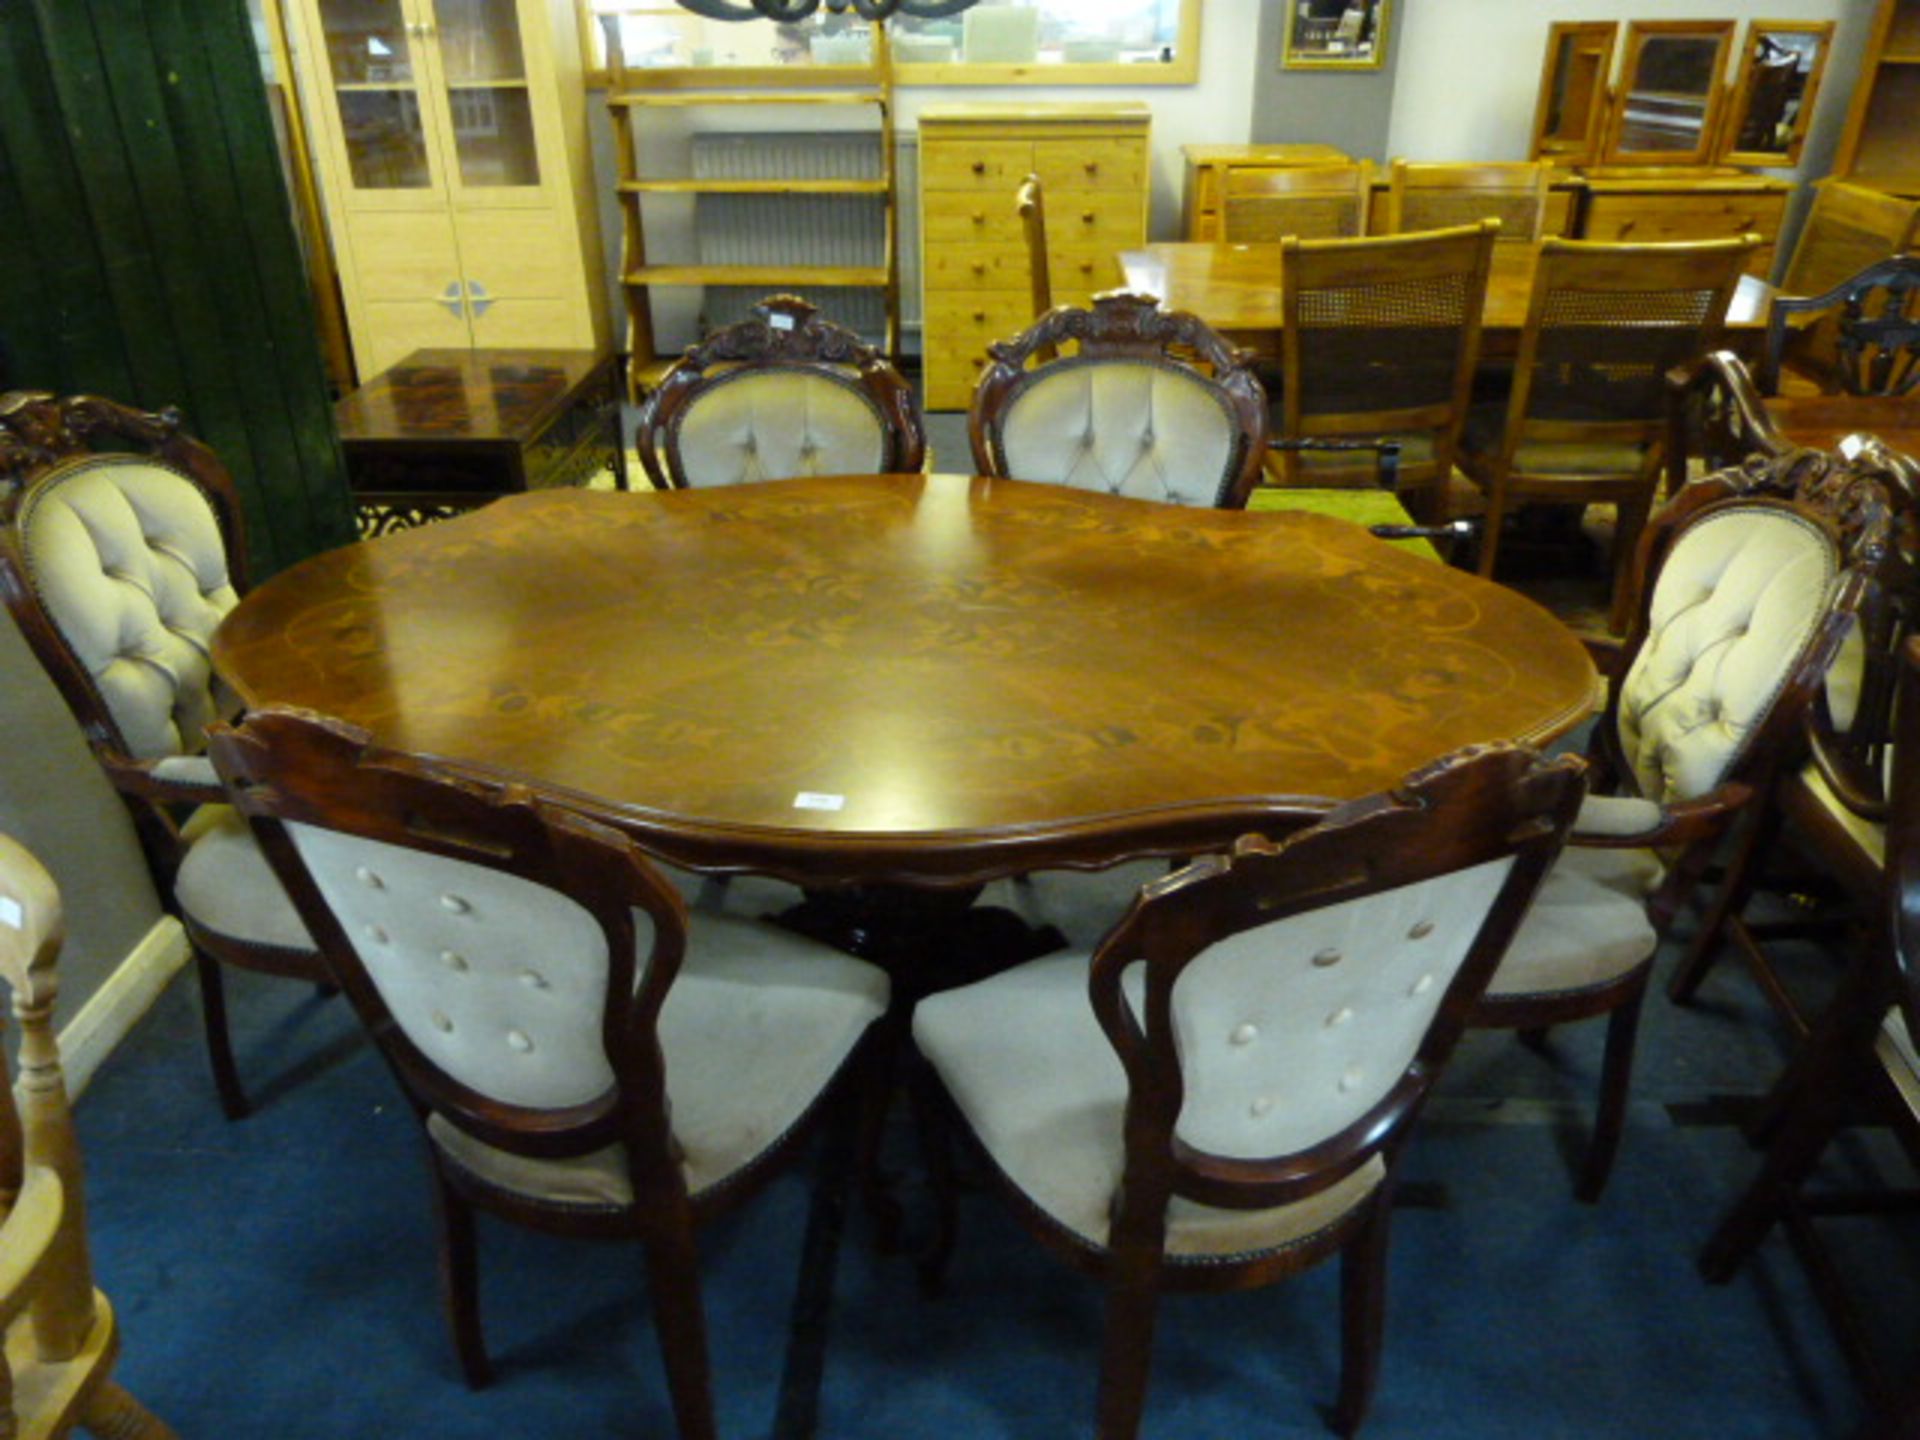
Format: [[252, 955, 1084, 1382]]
[[1398, 194, 1540, 239], [1529, 286, 1717, 422], [1223, 196, 1362, 243], [1293, 270, 1472, 416]]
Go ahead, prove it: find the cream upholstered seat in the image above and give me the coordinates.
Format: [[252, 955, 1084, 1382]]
[[208, 708, 887, 1440], [1471, 444, 1901, 1202], [0, 392, 324, 1119], [0, 833, 176, 1440], [638, 294, 925, 489], [969, 291, 1269, 510], [915, 745, 1586, 1439]]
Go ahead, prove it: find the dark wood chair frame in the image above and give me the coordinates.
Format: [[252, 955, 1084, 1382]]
[[1761, 253, 1920, 398], [917, 744, 1587, 1440], [0, 391, 330, 1121], [208, 707, 880, 1440], [1480, 443, 1900, 1201], [1661, 356, 1920, 1019], [968, 291, 1271, 511], [1698, 635, 1920, 1437], [636, 294, 926, 490]]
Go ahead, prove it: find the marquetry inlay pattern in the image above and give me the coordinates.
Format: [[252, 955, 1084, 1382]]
[[213, 476, 1594, 885]]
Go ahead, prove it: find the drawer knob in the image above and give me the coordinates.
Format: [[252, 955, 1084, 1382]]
[[1079, 261, 1093, 274], [1082, 212, 1095, 224], [971, 211, 984, 224], [1084, 162, 1099, 175], [971, 161, 986, 175], [971, 262, 986, 275]]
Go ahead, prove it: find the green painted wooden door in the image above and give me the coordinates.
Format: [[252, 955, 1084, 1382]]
[[0, 0, 356, 575]]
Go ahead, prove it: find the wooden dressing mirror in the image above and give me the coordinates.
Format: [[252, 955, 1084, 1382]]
[[1721, 20, 1834, 167], [1603, 21, 1736, 165], [1530, 21, 1618, 165]]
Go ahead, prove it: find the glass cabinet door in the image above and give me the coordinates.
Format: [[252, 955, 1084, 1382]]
[[428, 0, 542, 190], [316, 0, 434, 191]]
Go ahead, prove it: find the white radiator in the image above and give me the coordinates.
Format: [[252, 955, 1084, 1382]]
[[687, 131, 921, 350]]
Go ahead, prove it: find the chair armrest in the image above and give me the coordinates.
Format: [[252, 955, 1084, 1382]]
[[1581, 634, 1627, 677], [1570, 784, 1754, 848], [103, 752, 226, 806]]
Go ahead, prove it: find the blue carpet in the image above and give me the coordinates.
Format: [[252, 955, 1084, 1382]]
[[72, 912, 1909, 1439]]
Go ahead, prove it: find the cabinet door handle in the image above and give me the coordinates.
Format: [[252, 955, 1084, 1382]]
[[467, 280, 494, 317], [438, 280, 464, 317]]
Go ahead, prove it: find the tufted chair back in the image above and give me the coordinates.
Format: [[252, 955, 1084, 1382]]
[[639, 294, 925, 490], [209, 708, 686, 1157], [969, 291, 1269, 510], [12, 455, 237, 762], [1090, 743, 1583, 1218], [1603, 446, 1899, 811]]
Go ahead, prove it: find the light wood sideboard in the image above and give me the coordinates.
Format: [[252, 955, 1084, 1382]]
[[919, 102, 1150, 411]]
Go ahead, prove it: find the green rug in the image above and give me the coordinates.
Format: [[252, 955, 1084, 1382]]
[[1246, 487, 1443, 561]]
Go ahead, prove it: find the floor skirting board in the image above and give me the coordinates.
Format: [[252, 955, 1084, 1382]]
[[61, 916, 188, 1101]]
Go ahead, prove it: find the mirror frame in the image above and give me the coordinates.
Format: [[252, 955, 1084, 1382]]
[[1719, 19, 1835, 168], [1601, 19, 1736, 167], [1529, 20, 1620, 166], [1280, 0, 1392, 71]]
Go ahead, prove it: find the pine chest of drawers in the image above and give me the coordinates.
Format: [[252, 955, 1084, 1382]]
[[918, 103, 1151, 411]]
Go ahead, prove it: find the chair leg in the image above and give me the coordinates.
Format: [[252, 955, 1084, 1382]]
[[644, 1227, 719, 1440], [429, 1168, 490, 1389], [192, 949, 249, 1122], [1475, 478, 1508, 579], [80, 1380, 180, 1439], [909, 1057, 961, 1296], [1668, 803, 1780, 1005], [854, 1016, 907, 1254], [1576, 975, 1650, 1204], [1333, 1189, 1393, 1438], [1095, 1259, 1164, 1440]]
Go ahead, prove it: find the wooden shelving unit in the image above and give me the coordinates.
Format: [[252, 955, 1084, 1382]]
[[601, 21, 900, 392], [1835, 0, 1920, 199]]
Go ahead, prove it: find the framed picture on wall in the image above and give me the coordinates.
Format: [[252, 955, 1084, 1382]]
[[1282, 0, 1389, 70]]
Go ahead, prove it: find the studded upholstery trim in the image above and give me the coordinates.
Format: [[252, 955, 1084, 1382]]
[[18, 455, 237, 760], [286, 824, 621, 1110], [668, 368, 888, 487], [994, 359, 1242, 507], [1617, 506, 1838, 803]]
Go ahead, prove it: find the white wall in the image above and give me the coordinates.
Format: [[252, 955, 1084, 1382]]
[[1386, 0, 1852, 164]]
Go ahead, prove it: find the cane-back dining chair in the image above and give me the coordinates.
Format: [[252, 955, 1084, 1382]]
[[207, 707, 889, 1439], [1698, 634, 1920, 1437], [1268, 221, 1498, 524], [913, 744, 1586, 1438], [0, 832, 176, 1440], [1473, 443, 1899, 1202], [1386, 161, 1549, 244], [637, 294, 925, 490], [969, 291, 1269, 509], [1017, 173, 1055, 328], [1760, 254, 1920, 398], [1221, 163, 1371, 244], [1459, 235, 1758, 633], [0, 392, 322, 1120]]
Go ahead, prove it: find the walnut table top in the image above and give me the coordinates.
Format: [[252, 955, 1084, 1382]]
[[213, 476, 1595, 886]]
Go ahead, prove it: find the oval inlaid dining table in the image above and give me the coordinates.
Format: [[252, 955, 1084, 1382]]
[[212, 474, 1597, 888]]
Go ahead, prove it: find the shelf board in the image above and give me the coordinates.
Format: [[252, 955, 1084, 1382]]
[[445, 78, 533, 89], [627, 264, 889, 286], [619, 178, 887, 196], [1878, 52, 1920, 64], [332, 81, 419, 92], [609, 90, 885, 108]]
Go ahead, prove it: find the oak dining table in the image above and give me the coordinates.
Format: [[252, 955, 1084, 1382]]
[[211, 475, 1596, 890], [1117, 240, 1776, 360]]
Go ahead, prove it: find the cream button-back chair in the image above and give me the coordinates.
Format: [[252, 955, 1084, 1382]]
[[1473, 443, 1900, 1203], [914, 744, 1585, 1439], [0, 391, 322, 1119], [0, 833, 175, 1440], [207, 707, 888, 1439], [637, 294, 926, 490], [1699, 635, 1920, 1434], [968, 291, 1270, 509]]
